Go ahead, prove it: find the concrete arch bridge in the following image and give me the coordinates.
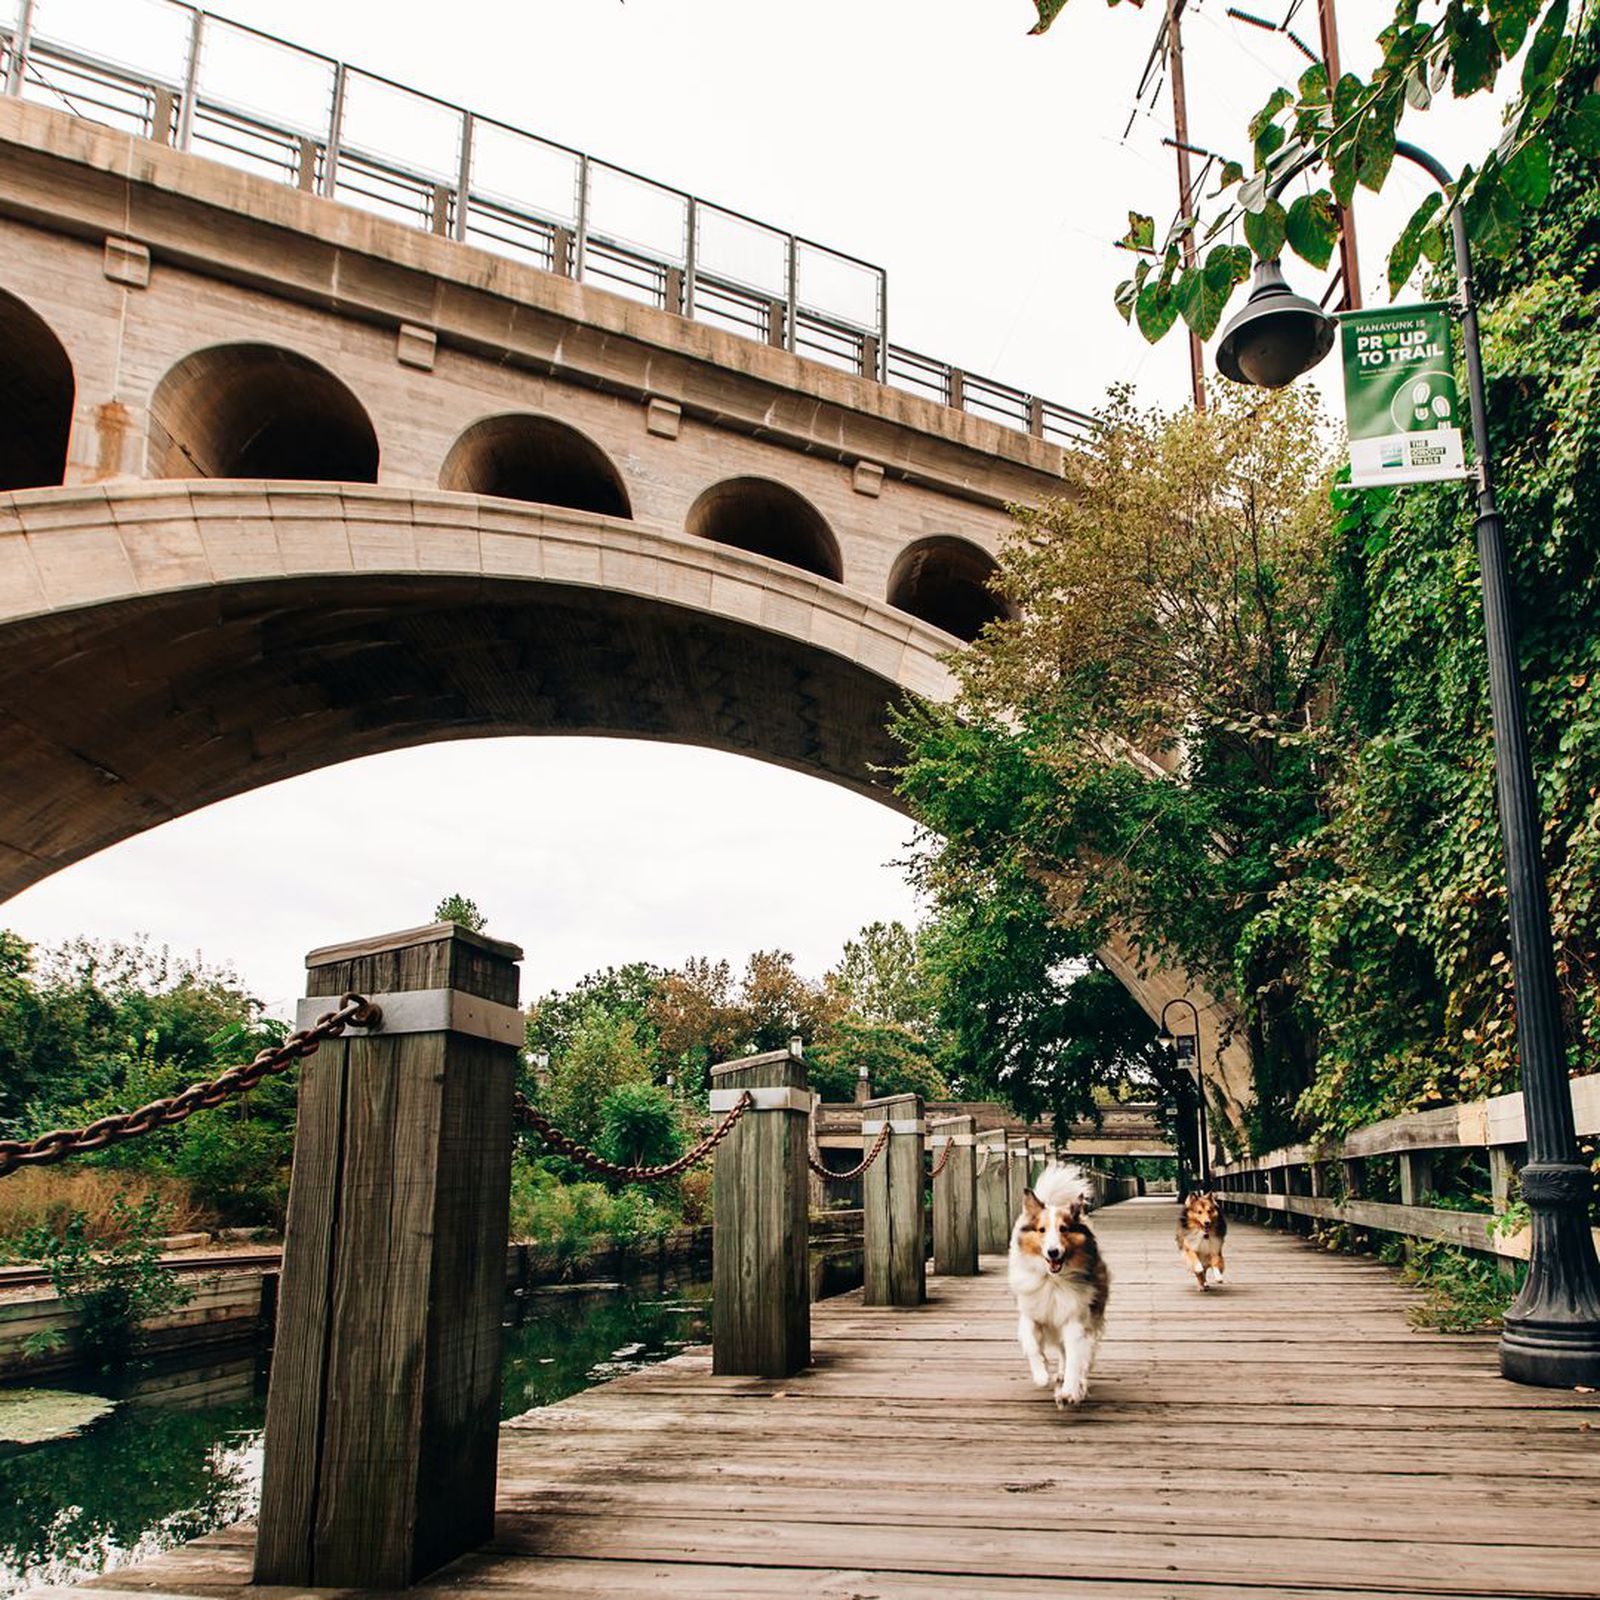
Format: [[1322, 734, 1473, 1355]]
[[0, 28, 1252, 1125]]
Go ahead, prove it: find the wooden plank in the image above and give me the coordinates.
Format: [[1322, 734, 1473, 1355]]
[[70, 1199, 1600, 1600], [930, 1114, 978, 1276]]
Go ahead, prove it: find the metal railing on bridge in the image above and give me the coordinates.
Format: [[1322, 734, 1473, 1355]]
[[0, 0, 1096, 448]]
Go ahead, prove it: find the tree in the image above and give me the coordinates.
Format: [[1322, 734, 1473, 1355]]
[[895, 384, 1339, 1142], [1024, 0, 1600, 341], [433, 893, 486, 933], [826, 921, 940, 1038], [807, 1019, 949, 1103], [536, 1005, 655, 1149]]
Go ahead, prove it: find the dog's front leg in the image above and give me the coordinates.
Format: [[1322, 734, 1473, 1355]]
[[1055, 1322, 1096, 1408], [1017, 1314, 1050, 1387]]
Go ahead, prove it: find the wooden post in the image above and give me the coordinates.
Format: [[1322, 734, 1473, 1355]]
[[710, 1047, 810, 1377], [1028, 1136, 1050, 1184], [1006, 1133, 1029, 1223], [976, 1129, 1009, 1254], [862, 1094, 926, 1307], [1398, 1150, 1433, 1208], [255, 922, 523, 1589], [930, 1115, 978, 1277], [1489, 1144, 1519, 1284]]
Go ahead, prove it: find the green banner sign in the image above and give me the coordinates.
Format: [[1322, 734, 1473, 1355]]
[[1340, 303, 1470, 487]]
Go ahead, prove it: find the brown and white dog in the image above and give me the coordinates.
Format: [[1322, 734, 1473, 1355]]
[[1007, 1165, 1111, 1407], [1175, 1191, 1228, 1290]]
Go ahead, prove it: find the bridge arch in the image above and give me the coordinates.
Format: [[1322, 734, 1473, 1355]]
[[438, 413, 631, 518], [148, 343, 380, 483], [0, 287, 74, 493], [887, 535, 1009, 643], [686, 477, 842, 585]]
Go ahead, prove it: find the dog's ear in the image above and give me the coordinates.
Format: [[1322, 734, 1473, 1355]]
[[1022, 1187, 1044, 1220]]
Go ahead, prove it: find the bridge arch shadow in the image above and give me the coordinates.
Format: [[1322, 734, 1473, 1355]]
[[887, 535, 1009, 643], [148, 343, 380, 483], [686, 476, 842, 584], [0, 287, 74, 493], [439, 413, 631, 518]]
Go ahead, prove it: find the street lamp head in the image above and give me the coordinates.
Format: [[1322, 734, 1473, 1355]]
[[1215, 259, 1338, 389], [1156, 1025, 1175, 1047]]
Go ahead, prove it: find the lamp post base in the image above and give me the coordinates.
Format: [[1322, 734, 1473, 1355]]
[[1499, 1324, 1600, 1388], [1498, 1173, 1600, 1388]]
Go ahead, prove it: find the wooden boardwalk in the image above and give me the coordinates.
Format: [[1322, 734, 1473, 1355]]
[[72, 1198, 1600, 1600]]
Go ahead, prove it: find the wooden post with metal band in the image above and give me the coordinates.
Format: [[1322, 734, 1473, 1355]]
[[710, 1045, 810, 1376], [1006, 1132, 1030, 1227], [1028, 1134, 1051, 1186], [930, 1114, 978, 1277], [976, 1128, 1010, 1254], [862, 1093, 926, 1307], [254, 921, 523, 1588]]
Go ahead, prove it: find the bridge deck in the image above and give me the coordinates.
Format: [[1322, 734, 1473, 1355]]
[[74, 1198, 1600, 1600]]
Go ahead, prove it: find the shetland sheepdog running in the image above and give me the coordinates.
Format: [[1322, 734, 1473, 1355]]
[[1007, 1164, 1110, 1407], [1175, 1190, 1228, 1290]]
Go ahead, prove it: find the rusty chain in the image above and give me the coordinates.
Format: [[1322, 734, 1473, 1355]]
[[929, 1139, 955, 1178], [807, 1121, 891, 1183], [512, 1090, 751, 1182], [0, 994, 381, 1178]]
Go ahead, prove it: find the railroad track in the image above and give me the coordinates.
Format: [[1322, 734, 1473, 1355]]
[[0, 1249, 283, 1293]]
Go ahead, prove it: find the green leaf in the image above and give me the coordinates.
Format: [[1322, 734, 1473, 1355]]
[[1487, 0, 1540, 57], [1405, 67, 1433, 110], [1297, 62, 1330, 105], [1502, 137, 1551, 206], [1447, 5, 1500, 96], [1464, 169, 1525, 257], [1419, 221, 1448, 266], [1386, 192, 1443, 295], [1255, 120, 1287, 167], [1356, 104, 1398, 192], [1238, 172, 1269, 214], [1178, 244, 1252, 340], [1244, 199, 1288, 261], [1135, 275, 1180, 343], [1028, 0, 1070, 35], [1521, 0, 1568, 100], [1114, 277, 1138, 324], [1249, 86, 1294, 141], [1117, 210, 1157, 254], [1565, 93, 1600, 158], [1285, 191, 1340, 269]]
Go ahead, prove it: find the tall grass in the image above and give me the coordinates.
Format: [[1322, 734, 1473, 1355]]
[[0, 1169, 213, 1251]]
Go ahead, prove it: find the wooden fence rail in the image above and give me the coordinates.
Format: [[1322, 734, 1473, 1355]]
[[1216, 1073, 1600, 1264]]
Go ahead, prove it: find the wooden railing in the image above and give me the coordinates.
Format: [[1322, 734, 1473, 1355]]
[[1216, 1074, 1600, 1263]]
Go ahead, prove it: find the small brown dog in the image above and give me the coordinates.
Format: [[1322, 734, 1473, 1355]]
[[1175, 1191, 1227, 1290]]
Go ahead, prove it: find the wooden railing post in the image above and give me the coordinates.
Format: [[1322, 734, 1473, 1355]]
[[255, 922, 523, 1589], [930, 1115, 978, 1277], [1490, 1144, 1520, 1284], [862, 1093, 926, 1307], [977, 1129, 1009, 1254], [1006, 1133, 1029, 1223], [1028, 1135, 1050, 1185], [710, 1047, 810, 1376]]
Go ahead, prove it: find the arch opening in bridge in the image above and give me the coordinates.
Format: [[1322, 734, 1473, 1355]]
[[887, 536, 1009, 643], [686, 477, 842, 584], [438, 414, 631, 517], [148, 344, 380, 482], [0, 288, 75, 492]]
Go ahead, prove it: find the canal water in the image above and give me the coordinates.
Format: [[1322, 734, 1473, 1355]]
[[0, 1246, 863, 1597]]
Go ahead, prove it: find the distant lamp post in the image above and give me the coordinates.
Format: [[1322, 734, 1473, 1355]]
[[1216, 138, 1600, 1388], [532, 1048, 550, 1091], [1157, 998, 1208, 1191]]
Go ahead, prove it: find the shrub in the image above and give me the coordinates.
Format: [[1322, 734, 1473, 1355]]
[[10, 1194, 191, 1371], [0, 1168, 210, 1248]]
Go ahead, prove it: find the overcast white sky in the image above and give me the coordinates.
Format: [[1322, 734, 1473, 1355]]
[[2, 0, 1510, 1016]]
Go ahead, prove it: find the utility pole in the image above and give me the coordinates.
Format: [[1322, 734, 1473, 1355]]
[[1314, 0, 1362, 308], [1165, 0, 1207, 409]]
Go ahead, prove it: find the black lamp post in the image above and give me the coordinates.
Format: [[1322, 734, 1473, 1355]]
[[1215, 139, 1600, 1387], [1157, 997, 1209, 1191]]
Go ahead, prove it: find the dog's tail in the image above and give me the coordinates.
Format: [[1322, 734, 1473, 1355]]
[[1033, 1163, 1094, 1216]]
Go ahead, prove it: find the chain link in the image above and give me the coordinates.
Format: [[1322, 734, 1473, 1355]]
[[929, 1140, 955, 1178], [0, 995, 381, 1178], [513, 1090, 751, 1182], [807, 1121, 891, 1183]]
